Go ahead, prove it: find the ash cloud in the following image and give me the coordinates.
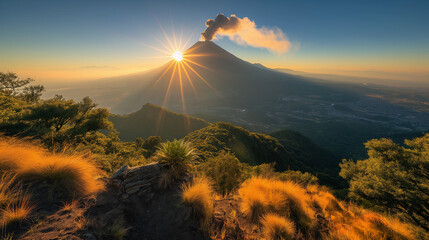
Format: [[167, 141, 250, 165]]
[[201, 14, 291, 54]]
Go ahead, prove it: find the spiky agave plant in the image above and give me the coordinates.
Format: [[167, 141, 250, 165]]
[[155, 140, 197, 187]]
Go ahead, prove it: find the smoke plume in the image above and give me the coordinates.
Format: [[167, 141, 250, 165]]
[[201, 14, 291, 54]]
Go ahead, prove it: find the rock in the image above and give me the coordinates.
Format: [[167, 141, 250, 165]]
[[125, 179, 151, 189], [126, 185, 143, 195], [82, 232, 98, 240], [111, 165, 129, 179], [109, 179, 122, 188]]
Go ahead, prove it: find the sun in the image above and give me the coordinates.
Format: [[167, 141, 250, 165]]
[[173, 51, 183, 61]]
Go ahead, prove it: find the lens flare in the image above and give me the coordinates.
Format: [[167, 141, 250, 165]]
[[173, 51, 183, 61], [137, 26, 219, 134]]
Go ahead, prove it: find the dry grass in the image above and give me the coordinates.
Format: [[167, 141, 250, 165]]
[[311, 189, 344, 215], [322, 204, 418, 240], [0, 193, 33, 230], [261, 213, 295, 240], [182, 177, 215, 229], [237, 177, 419, 240], [238, 177, 315, 229], [0, 174, 20, 207], [61, 200, 78, 213], [0, 137, 104, 199]]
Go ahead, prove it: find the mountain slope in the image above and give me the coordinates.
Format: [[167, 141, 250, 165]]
[[110, 103, 209, 141], [184, 122, 341, 186], [51, 41, 429, 158], [111, 41, 357, 114], [270, 129, 341, 186]]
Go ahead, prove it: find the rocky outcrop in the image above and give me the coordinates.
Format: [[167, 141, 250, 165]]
[[86, 163, 208, 240], [110, 163, 161, 200]]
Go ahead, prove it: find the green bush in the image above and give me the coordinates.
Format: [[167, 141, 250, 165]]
[[199, 152, 245, 196]]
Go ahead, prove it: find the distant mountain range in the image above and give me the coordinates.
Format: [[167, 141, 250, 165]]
[[49, 41, 429, 158]]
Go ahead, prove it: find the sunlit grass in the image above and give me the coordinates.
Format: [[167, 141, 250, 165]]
[[0, 137, 104, 199], [0, 174, 19, 207], [238, 177, 315, 229], [0, 193, 33, 230], [237, 177, 419, 239], [261, 213, 296, 240], [182, 177, 214, 230]]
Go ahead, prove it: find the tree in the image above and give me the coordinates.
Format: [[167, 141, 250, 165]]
[[140, 136, 162, 158], [0, 92, 113, 148], [340, 134, 429, 230], [0, 72, 33, 94], [21, 85, 45, 103]]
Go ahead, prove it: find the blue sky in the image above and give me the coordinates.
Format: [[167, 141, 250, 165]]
[[0, 0, 428, 82]]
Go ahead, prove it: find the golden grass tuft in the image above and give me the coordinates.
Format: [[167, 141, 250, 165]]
[[262, 213, 296, 240], [61, 200, 78, 213], [0, 137, 104, 200], [324, 207, 417, 240], [18, 155, 103, 198], [0, 193, 33, 230], [0, 139, 44, 172], [182, 177, 215, 229], [238, 177, 315, 228], [312, 190, 343, 214], [0, 174, 20, 207]]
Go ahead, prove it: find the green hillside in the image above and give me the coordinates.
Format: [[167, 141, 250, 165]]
[[110, 103, 209, 141], [270, 129, 341, 186], [184, 122, 342, 186]]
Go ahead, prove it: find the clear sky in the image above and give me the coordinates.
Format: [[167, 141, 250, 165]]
[[1, 0, 428, 82]]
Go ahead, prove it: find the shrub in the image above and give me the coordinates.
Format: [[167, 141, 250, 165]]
[[0, 137, 104, 200], [199, 152, 244, 196], [155, 140, 196, 188], [262, 214, 295, 240], [278, 170, 319, 186], [182, 177, 214, 229]]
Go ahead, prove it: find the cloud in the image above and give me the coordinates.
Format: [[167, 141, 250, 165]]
[[201, 14, 291, 54]]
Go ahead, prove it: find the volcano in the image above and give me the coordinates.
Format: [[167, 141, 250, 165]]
[[107, 41, 355, 114], [52, 41, 428, 157]]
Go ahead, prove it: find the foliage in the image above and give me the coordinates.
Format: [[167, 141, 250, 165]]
[[185, 122, 342, 188], [185, 122, 299, 169], [182, 177, 214, 230], [155, 139, 197, 188], [261, 213, 295, 240], [271, 129, 342, 187], [278, 170, 319, 186], [0, 95, 112, 150], [340, 134, 429, 230], [136, 136, 162, 158], [198, 152, 245, 196], [0, 72, 44, 103]]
